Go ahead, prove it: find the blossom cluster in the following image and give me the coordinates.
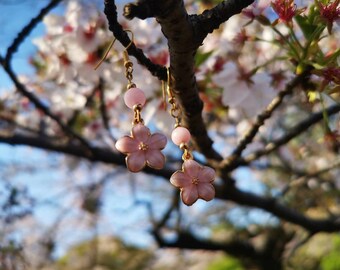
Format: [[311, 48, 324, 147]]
[[1, 0, 338, 176], [26, 1, 168, 139]]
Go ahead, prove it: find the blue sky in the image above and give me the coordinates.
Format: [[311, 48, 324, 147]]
[[0, 1, 59, 89]]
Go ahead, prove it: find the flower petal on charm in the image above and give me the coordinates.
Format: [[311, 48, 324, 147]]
[[183, 159, 201, 179], [132, 123, 150, 143], [181, 185, 199, 206], [126, 151, 146, 172], [115, 136, 139, 153], [170, 170, 191, 188], [148, 133, 167, 150], [146, 149, 165, 170], [199, 166, 215, 183], [197, 183, 215, 202]]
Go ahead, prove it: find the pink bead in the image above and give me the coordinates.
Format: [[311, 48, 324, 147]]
[[124, 87, 146, 109], [171, 126, 191, 146]]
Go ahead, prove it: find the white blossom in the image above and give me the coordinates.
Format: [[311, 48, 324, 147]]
[[212, 62, 276, 117]]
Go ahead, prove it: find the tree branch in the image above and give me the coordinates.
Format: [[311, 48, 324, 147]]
[[218, 183, 340, 233], [221, 70, 311, 170], [1, 62, 93, 152], [115, 0, 256, 163], [123, 0, 161, 20], [153, 230, 260, 260], [2, 131, 340, 233], [244, 103, 340, 164], [1, 0, 93, 152], [192, 0, 255, 44], [98, 78, 116, 142], [0, 133, 173, 180], [103, 0, 166, 81], [5, 0, 63, 65], [149, 0, 224, 161], [154, 228, 286, 268]]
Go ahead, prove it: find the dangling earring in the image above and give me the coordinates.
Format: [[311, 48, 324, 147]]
[[114, 31, 167, 172], [166, 68, 216, 206]]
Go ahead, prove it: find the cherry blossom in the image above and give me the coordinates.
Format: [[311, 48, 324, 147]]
[[242, 0, 271, 19], [212, 62, 276, 117], [271, 0, 305, 24], [170, 160, 215, 206], [115, 124, 167, 172], [316, 0, 340, 33], [43, 14, 64, 35]]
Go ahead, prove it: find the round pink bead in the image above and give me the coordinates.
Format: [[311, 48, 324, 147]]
[[171, 126, 191, 146], [124, 87, 146, 109]]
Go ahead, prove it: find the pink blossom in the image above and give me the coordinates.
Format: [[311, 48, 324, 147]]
[[243, 0, 271, 19], [317, 0, 340, 33], [271, 0, 305, 24], [115, 124, 167, 172], [212, 62, 277, 117], [170, 160, 215, 206]]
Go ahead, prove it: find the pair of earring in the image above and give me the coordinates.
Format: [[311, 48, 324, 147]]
[[103, 31, 215, 206]]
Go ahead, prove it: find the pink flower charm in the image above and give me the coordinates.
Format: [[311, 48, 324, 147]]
[[170, 159, 215, 206], [115, 124, 167, 172]]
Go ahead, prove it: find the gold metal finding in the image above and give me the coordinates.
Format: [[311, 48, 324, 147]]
[[94, 37, 117, 70], [180, 143, 193, 160], [124, 51, 136, 89], [94, 29, 135, 81], [167, 68, 182, 127], [133, 104, 144, 125]]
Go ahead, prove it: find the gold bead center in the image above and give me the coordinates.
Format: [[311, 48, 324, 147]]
[[139, 142, 148, 151], [192, 178, 199, 185]]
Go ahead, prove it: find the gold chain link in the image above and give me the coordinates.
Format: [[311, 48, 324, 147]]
[[133, 104, 144, 125], [167, 68, 193, 161], [167, 70, 182, 126], [180, 143, 193, 160], [124, 51, 136, 89]]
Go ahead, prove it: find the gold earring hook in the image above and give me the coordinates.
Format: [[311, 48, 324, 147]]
[[94, 37, 117, 70], [124, 30, 134, 51], [167, 68, 174, 99], [123, 30, 134, 64], [162, 68, 172, 110], [94, 30, 135, 70]]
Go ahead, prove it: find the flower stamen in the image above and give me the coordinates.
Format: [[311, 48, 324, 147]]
[[139, 142, 148, 151], [192, 178, 199, 185]]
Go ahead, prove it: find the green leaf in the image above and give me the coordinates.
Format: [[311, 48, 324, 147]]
[[295, 15, 318, 40], [195, 50, 214, 67]]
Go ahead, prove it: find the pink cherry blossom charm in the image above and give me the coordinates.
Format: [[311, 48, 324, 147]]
[[115, 123, 167, 172], [170, 159, 215, 206]]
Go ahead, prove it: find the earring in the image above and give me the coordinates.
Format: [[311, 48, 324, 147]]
[[166, 69, 216, 206], [115, 31, 167, 173]]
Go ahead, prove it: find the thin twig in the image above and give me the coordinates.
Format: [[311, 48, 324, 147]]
[[103, 0, 166, 80], [2, 63, 93, 152], [98, 78, 116, 142], [5, 0, 63, 64], [221, 71, 310, 170], [244, 103, 340, 164]]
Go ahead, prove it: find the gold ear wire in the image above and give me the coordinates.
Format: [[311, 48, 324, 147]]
[[167, 68, 174, 99], [94, 30, 135, 70], [94, 37, 117, 70], [124, 30, 134, 51], [123, 30, 134, 64], [161, 79, 167, 110]]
